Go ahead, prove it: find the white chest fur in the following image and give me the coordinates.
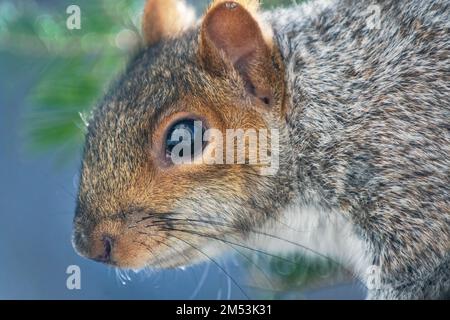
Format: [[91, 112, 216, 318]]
[[247, 201, 372, 278]]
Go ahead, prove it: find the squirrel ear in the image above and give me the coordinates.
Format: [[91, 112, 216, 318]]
[[199, 0, 275, 105], [142, 0, 195, 46]]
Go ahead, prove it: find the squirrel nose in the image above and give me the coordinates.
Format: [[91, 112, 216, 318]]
[[91, 236, 114, 264]]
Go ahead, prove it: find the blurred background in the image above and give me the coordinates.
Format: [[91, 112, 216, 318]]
[[0, 0, 366, 299]]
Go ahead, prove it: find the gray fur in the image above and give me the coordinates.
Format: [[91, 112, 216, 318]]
[[267, 0, 450, 299]]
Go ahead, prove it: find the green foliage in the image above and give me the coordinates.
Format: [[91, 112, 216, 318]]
[[243, 252, 346, 299], [262, 0, 304, 8], [0, 0, 141, 158]]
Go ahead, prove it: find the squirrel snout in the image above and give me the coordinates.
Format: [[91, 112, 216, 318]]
[[72, 229, 115, 265], [73, 221, 155, 269], [90, 236, 114, 264]]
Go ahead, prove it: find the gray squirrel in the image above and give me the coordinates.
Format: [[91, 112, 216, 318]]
[[72, 0, 450, 299]]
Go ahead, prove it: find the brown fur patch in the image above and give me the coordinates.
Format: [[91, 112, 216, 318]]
[[142, 0, 195, 45], [199, 1, 278, 107], [207, 0, 272, 44]]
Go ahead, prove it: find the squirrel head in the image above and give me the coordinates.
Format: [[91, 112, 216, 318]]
[[73, 0, 289, 269]]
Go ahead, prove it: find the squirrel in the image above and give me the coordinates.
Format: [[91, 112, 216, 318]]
[[72, 0, 450, 299]]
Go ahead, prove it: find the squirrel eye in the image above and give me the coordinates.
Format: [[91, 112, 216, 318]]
[[165, 118, 206, 163]]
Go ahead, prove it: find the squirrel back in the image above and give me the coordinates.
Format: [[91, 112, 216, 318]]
[[268, 0, 450, 299]]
